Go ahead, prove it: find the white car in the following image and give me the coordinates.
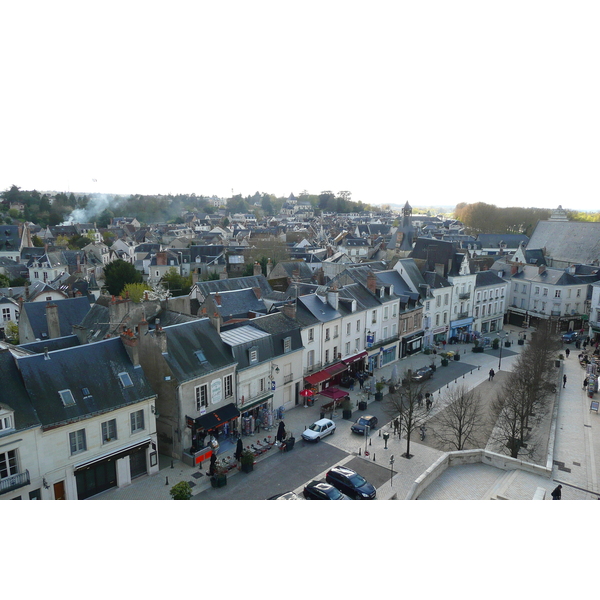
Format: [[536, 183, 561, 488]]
[[301, 418, 336, 442]]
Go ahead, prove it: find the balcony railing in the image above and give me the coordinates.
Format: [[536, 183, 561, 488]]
[[458, 292, 470, 300], [283, 373, 293, 384], [0, 470, 30, 495], [457, 312, 469, 319], [367, 333, 400, 350], [304, 362, 322, 375]]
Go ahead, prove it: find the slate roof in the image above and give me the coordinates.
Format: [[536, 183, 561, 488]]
[[0, 225, 22, 253], [15, 337, 156, 429], [156, 319, 235, 383], [21, 296, 92, 339], [475, 270, 507, 287], [0, 350, 40, 432], [528, 220, 600, 265], [194, 275, 273, 301], [211, 288, 266, 320], [297, 294, 342, 322], [476, 233, 529, 249]]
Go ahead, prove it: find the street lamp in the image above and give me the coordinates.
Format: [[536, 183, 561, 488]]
[[389, 455, 395, 486], [498, 331, 508, 370]]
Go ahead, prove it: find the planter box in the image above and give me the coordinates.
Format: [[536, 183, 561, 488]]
[[210, 474, 227, 488], [343, 408, 353, 420], [374, 392, 383, 401], [241, 462, 254, 473], [472, 346, 484, 353], [504, 341, 511, 347], [358, 400, 367, 411], [518, 339, 524, 345], [441, 359, 449, 367], [453, 353, 460, 361]]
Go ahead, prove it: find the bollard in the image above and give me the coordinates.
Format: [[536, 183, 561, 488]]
[[358, 447, 361, 455], [378, 430, 381, 437], [165, 477, 169, 486], [373, 454, 376, 461], [171, 460, 174, 469], [369, 438, 372, 446]]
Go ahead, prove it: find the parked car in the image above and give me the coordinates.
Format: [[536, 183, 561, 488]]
[[267, 491, 300, 500], [562, 332, 579, 343], [303, 480, 350, 500], [301, 418, 336, 442], [411, 366, 434, 382], [350, 415, 378, 435], [325, 465, 376, 500]]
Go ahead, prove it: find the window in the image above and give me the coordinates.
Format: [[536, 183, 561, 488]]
[[444, 294, 449, 305], [345, 342, 350, 355], [325, 349, 329, 363], [372, 310, 377, 324], [58, 389, 76, 407], [555, 290, 561, 298], [69, 429, 87, 455], [535, 286, 540, 295], [283, 337, 292, 353], [333, 326, 338, 339], [392, 323, 397, 336], [0, 412, 13, 432], [346, 323, 351, 336], [0, 449, 18, 479], [325, 328, 330, 341], [2, 308, 10, 321], [101, 419, 117, 443], [131, 409, 145, 433], [436, 296, 441, 308], [259, 378, 266, 393], [224, 374, 233, 398], [356, 320, 361, 332], [392, 304, 397, 318], [195, 384, 208, 411], [333, 346, 338, 359], [307, 349, 314, 367], [308, 328, 314, 342], [435, 314, 440, 326], [577, 289, 581, 297], [543, 288, 548, 296], [249, 348, 258, 363], [383, 327, 388, 339], [118, 372, 133, 388], [384, 307, 389, 320]]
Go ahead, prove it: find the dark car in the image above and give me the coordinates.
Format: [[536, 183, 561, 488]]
[[411, 366, 434, 382], [562, 332, 579, 343], [325, 466, 376, 500], [350, 415, 378, 435], [303, 480, 350, 500]]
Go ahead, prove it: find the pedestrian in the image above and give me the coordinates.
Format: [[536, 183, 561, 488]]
[[565, 348, 570, 358], [583, 377, 589, 390], [426, 398, 432, 411], [349, 378, 355, 391], [358, 375, 364, 389], [489, 368, 495, 381], [417, 393, 423, 407], [551, 485, 562, 500], [563, 374, 567, 388], [393, 418, 399, 434]]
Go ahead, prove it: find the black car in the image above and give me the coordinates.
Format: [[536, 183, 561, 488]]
[[411, 366, 434, 382], [350, 415, 378, 435], [325, 466, 376, 500], [302, 480, 350, 500], [267, 491, 300, 500]]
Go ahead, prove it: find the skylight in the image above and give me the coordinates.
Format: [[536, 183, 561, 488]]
[[118, 372, 134, 388], [59, 389, 76, 406]]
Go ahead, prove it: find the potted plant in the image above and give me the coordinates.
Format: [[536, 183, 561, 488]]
[[492, 338, 500, 350], [170, 480, 193, 500], [453, 352, 461, 361], [240, 449, 255, 473], [472, 340, 484, 353], [375, 382, 385, 401], [441, 355, 449, 367]]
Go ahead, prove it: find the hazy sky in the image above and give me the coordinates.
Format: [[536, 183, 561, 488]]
[[2, 1, 599, 211]]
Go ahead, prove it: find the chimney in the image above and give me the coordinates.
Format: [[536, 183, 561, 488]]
[[253, 287, 262, 300], [46, 303, 61, 339], [72, 324, 88, 345], [366, 272, 377, 294], [327, 286, 339, 310], [156, 251, 167, 265], [219, 267, 228, 280], [214, 292, 222, 307], [154, 325, 168, 354], [266, 258, 273, 277], [538, 264, 546, 275], [253, 262, 262, 276], [209, 311, 221, 334], [25, 283, 30, 301], [120, 329, 140, 366], [292, 268, 300, 281], [138, 318, 149, 338], [282, 302, 296, 320]]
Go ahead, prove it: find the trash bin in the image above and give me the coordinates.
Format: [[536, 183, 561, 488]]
[[284, 437, 295, 452], [358, 400, 367, 411]]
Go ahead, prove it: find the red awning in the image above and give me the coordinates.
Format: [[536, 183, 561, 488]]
[[343, 351, 367, 365], [304, 369, 331, 385], [325, 362, 347, 377], [318, 387, 348, 401]]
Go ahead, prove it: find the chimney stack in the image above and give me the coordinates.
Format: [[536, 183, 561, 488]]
[[253, 262, 262, 276], [120, 329, 140, 366], [366, 272, 377, 294], [46, 303, 61, 339], [282, 302, 296, 320]]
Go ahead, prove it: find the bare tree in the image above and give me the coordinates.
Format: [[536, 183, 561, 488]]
[[431, 384, 486, 451], [384, 369, 429, 459]]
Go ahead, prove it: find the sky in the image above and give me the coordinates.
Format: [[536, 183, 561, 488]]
[[1, 1, 599, 212]]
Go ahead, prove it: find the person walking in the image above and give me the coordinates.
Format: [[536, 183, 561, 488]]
[[583, 377, 589, 390], [565, 348, 570, 358], [489, 368, 495, 381], [551, 485, 562, 500], [393, 418, 400, 435], [563, 374, 567, 388]]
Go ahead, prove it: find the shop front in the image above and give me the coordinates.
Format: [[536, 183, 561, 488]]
[[74, 438, 154, 499], [401, 331, 423, 358], [342, 351, 368, 379], [432, 325, 448, 344], [185, 403, 241, 466], [449, 317, 473, 342]]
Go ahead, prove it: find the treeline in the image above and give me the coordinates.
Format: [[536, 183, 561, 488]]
[[455, 201, 600, 236]]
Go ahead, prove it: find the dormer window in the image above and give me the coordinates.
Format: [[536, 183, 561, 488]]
[[0, 410, 14, 432], [283, 337, 292, 353], [249, 347, 259, 364]]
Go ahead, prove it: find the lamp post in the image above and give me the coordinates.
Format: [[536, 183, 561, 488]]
[[389, 455, 395, 486], [498, 331, 508, 370]]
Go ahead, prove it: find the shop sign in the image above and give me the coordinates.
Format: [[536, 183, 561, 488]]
[[211, 378, 222, 404]]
